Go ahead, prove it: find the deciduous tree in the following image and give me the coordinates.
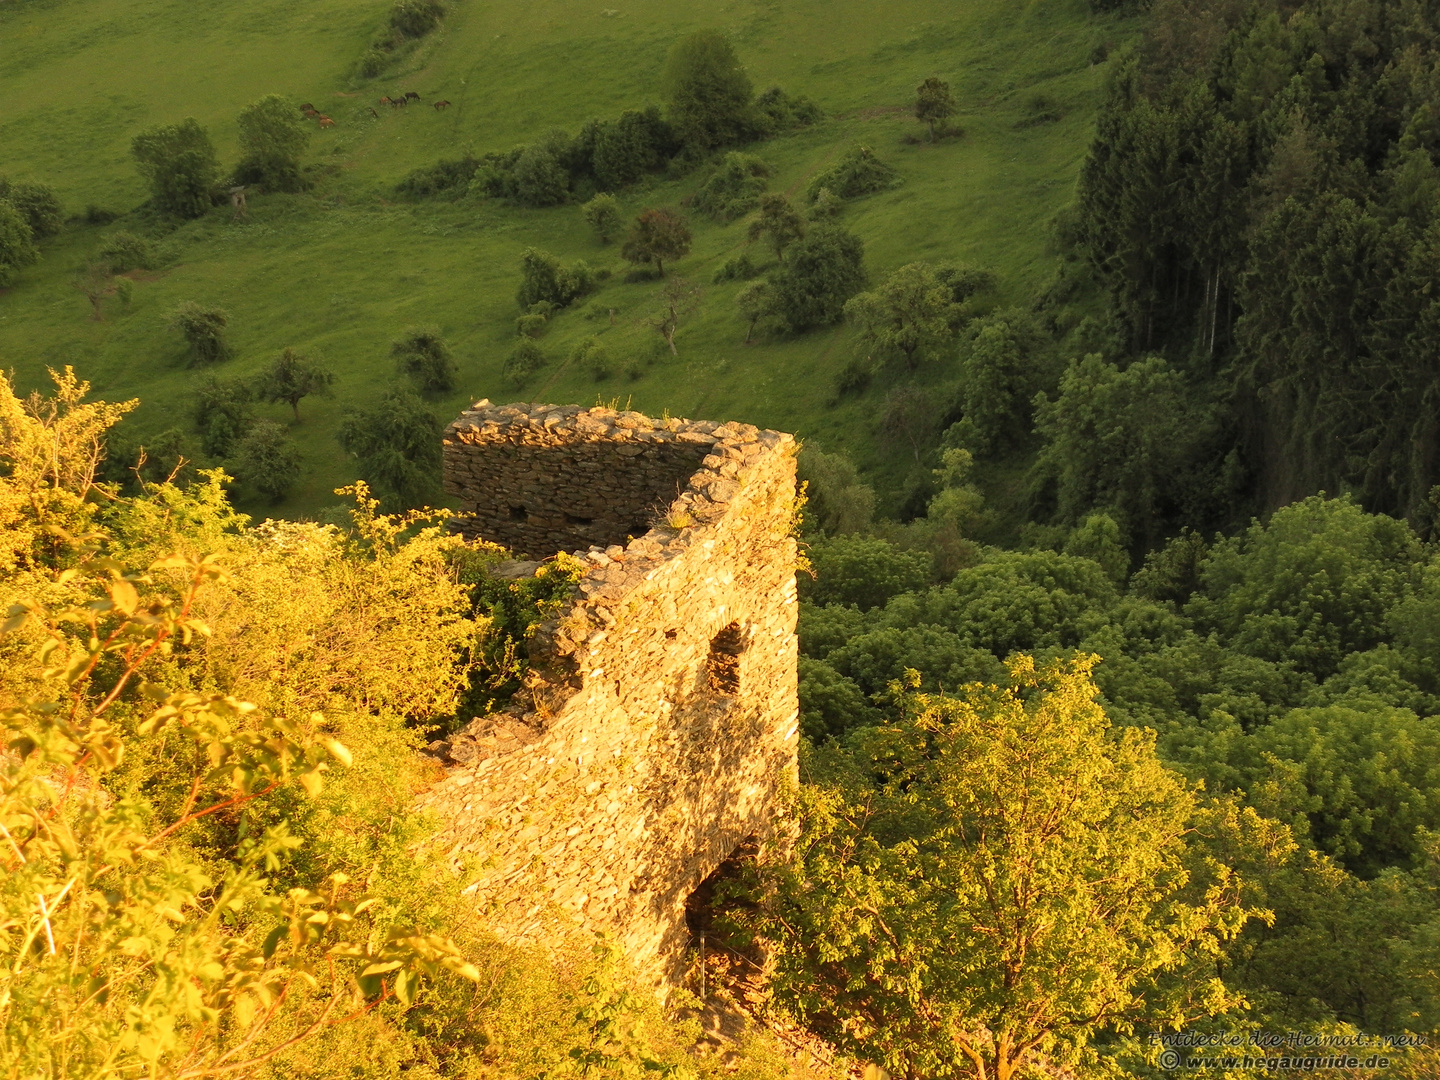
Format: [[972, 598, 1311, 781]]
[[843, 261, 959, 369], [237, 93, 312, 192], [914, 76, 956, 141], [131, 118, 220, 219], [236, 418, 302, 500], [169, 301, 232, 365], [256, 347, 336, 420], [582, 192, 622, 242], [391, 326, 457, 394], [622, 207, 691, 276], [0, 200, 38, 287], [769, 224, 866, 331], [753, 656, 1257, 1080], [747, 192, 806, 261], [337, 389, 443, 508], [661, 30, 755, 150], [649, 276, 702, 355]]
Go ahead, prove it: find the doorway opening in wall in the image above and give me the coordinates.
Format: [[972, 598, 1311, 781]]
[[706, 622, 746, 696], [684, 836, 764, 1000]]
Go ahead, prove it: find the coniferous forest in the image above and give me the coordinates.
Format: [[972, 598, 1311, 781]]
[[3, 0, 1440, 1076]]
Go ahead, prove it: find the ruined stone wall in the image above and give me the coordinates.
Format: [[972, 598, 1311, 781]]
[[422, 402, 799, 985]]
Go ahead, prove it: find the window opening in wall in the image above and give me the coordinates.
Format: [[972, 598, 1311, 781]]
[[706, 621, 745, 695], [684, 837, 762, 997], [564, 511, 594, 526], [508, 505, 528, 521]]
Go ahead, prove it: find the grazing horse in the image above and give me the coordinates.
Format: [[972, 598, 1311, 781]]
[[318, 115, 335, 127], [378, 96, 393, 105], [299, 102, 316, 113], [404, 91, 421, 101], [433, 99, 451, 110], [393, 95, 408, 107]]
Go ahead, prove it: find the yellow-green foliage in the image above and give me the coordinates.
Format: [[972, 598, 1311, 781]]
[[0, 376, 797, 1080]]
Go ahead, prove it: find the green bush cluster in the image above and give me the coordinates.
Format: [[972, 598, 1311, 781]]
[[691, 152, 770, 221], [804, 144, 901, 202]]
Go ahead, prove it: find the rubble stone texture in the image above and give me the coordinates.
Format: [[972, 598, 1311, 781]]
[[422, 401, 800, 985]]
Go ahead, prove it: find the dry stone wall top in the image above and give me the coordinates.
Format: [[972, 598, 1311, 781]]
[[428, 402, 800, 986]]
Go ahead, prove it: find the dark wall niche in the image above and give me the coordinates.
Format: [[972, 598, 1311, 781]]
[[706, 621, 746, 696], [448, 439, 709, 555]]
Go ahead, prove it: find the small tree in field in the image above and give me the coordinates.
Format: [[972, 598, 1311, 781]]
[[0, 177, 64, 238], [132, 118, 220, 219], [649, 276, 702, 356], [661, 30, 755, 150], [844, 261, 961, 369], [752, 656, 1259, 1080], [337, 389, 443, 508], [256, 347, 335, 420], [192, 375, 255, 457], [736, 278, 773, 344], [583, 192, 622, 242], [237, 94, 312, 192], [622, 207, 691, 276], [168, 301, 232, 365], [72, 263, 116, 320], [915, 76, 957, 142], [235, 419, 302, 500], [0, 200, 38, 286], [392, 326, 457, 394], [747, 192, 806, 262]]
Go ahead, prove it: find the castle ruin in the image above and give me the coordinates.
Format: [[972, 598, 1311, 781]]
[[419, 401, 799, 985]]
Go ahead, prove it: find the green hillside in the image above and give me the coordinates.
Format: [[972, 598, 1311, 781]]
[[0, 0, 1127, 515]]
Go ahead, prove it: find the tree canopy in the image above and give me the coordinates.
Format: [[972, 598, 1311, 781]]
[[131, 118, 220, 219], [660, 30, 755, 150], [236, 94, 311, 191]]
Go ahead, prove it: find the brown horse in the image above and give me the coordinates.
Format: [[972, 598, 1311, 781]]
[[318, 115, 335, 128], [433, 99, 451, 110], [404, 91, 421, 101], [299, 102, 316, 113], [378, 96, 393, 105]]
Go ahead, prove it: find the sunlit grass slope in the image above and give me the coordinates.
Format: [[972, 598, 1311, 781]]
[[0, 0, 1131, 515]]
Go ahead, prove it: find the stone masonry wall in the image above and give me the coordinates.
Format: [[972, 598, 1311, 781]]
[[422, 402, 800, 986]]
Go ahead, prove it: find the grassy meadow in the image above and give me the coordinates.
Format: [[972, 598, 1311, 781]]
[[0, 0, 1133, 516]]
